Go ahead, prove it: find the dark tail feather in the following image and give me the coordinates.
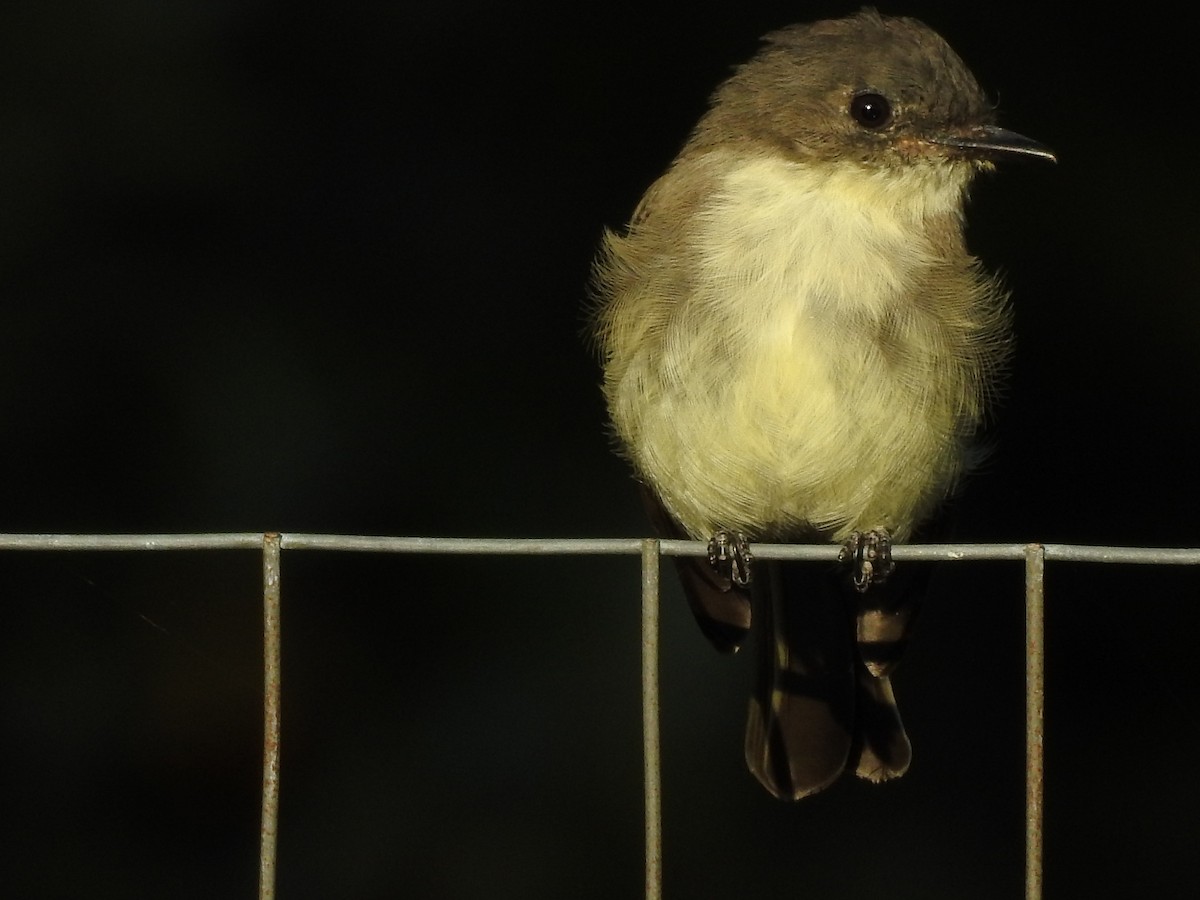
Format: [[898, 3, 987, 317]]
[[851, 550, 928, 676], [849, 670, 911, 782], [744, 561, 855, 799], [844, 555, 924, 780], [844, 553, 927, 780], [640, 483, 751, 652], [636, 478, 923, 797]]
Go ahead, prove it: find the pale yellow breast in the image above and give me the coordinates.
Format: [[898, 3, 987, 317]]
[[609, 153, 986, 540]]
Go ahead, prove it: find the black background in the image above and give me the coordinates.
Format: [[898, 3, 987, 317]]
[[2, 1, 1197, 897]]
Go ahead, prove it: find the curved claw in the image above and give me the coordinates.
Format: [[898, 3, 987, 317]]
[[708, 530, 753, 587], [838, 529, 895, 593]]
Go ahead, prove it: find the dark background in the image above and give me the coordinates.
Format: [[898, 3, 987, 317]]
[[2, 1, 1197, 897]]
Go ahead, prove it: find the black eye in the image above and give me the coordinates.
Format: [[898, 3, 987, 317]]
[[849, 92, 893, 129]]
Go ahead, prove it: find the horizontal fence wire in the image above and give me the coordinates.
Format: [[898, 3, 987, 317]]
[[5, 533, 1200, 900], [4, 532, 1200, 563]]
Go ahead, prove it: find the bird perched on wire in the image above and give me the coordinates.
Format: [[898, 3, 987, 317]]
[[591, 10, 1053, 799]]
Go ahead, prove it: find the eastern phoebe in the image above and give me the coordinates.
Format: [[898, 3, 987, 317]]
[[591, 10, 1053, 799]]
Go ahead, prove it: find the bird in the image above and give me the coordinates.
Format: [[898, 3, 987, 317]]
[[590, 10, 1054, 800]]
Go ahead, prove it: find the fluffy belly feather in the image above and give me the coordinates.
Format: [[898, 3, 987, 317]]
[[604, 155, 990, 541], [630, 305, 966, 541]]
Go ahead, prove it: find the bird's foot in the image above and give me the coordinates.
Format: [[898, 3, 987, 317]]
[[708, 530, 753, 587], [839, 529, 894, 593]]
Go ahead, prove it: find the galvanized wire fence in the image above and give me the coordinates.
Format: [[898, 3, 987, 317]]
[[5, 533, 1200, 900]]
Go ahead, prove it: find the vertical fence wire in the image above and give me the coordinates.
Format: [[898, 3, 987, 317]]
[[641, 539, 663, 900], [260, 534, 283, 900], [1023, 544, 1046, 900], [8, 533, 1200, 898]]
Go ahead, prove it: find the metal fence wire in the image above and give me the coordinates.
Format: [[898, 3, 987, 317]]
[[5, 533, 1200, 900]]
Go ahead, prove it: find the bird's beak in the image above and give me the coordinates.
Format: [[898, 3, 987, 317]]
[[928, 125, 1056, 163]]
